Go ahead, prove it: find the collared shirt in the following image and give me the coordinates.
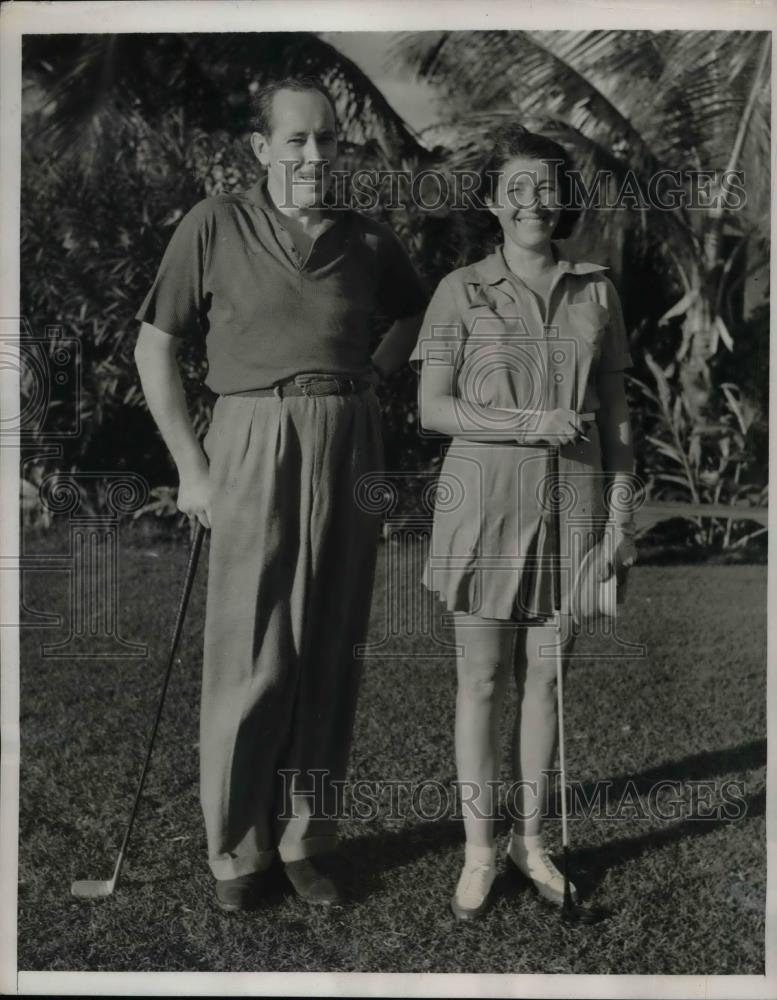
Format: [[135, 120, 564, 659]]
[[136, 175, 428, 393], [410, 246, 633, 414]]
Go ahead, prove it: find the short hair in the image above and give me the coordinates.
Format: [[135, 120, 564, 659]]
[[249, 77, 338, 137], [478, 122, 581, 241]]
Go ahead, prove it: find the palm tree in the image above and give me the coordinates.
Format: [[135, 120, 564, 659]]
[[22, 30, 770, 533], [21, 32, 439, 499], [393, 29, 770, 539], [23, 32, 429, 167], [395, 29, 770, 413]]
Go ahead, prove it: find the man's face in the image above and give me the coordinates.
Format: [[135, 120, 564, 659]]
[[252, 89, 338, 209]]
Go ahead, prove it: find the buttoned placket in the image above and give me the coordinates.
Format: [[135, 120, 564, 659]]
[[267, 210, 339, 273], [495, 265, 575, 413], [268, 215, 304, 270], [491, 265, 574, 555], [249, 177, 349, 280]]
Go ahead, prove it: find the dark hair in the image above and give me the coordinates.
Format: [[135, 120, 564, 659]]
[[249, 76, 337, 136], [478, 122, 581, 241]]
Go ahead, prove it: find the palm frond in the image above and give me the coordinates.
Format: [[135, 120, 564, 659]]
[[23, 32, 429, 171], [395, 30, 664, 176]]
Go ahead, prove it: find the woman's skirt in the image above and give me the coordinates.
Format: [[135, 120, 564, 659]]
[[422, 424, 608, 621]]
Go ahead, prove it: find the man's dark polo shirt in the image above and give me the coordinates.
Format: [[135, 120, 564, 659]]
[[136, 175, 428, 393]]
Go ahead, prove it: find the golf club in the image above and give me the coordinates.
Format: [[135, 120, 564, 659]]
[[71, 519, 206, 899], [549, 444, 608, 926]]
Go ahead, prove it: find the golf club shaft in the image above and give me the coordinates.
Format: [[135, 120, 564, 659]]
[[549, 445, 569, 851], [111, 520, 205, 882], [555, 615, 569, 851]]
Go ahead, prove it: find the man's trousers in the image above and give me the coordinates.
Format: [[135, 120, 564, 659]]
[[200, 388, 383, 879]]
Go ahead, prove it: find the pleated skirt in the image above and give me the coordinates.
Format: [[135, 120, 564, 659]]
[[422, 426, 608, 621]]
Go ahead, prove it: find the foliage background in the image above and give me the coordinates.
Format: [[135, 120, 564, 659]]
[[20, 30, 770, 552], [14, 31, 769, 978]]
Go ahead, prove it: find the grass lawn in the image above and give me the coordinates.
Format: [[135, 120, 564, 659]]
[[17, 527, 767, 974]]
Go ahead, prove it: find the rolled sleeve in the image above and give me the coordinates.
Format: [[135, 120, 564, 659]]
[[409, 277, 464, 371], [596, 276, 633, 373], [136, 202, 211, 339], [375, 225, 428, 322]]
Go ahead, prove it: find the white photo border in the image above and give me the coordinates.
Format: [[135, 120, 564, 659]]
[[1, 1, 774, 997]]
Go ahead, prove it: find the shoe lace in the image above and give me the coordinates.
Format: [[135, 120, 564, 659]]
[[535, 846, 562, 878], [459, 861, 494, 896]]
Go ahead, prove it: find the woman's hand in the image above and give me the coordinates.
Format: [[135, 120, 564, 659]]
[[177, 453, 212, 529], [526, 408, 584, 447], [599, 523, 638, 582], [616, 534, 638, 572]]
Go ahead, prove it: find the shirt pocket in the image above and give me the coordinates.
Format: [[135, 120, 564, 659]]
[[465, 301, 528, 334], [566, 301, 610, 356], [559, 301, 610, 412]]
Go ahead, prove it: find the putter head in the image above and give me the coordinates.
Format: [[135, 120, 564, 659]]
[[71, 878, 115, 899]]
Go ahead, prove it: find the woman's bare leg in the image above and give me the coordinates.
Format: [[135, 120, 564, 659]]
[[453, 614, 515, 846], [448, 613, 515, 918], [507, 618, 579, 903], [510, 623, 572, 832]]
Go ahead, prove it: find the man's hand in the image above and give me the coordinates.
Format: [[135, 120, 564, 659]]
[[135, 323, 213, 529], [365, 358, 387, 388], [177, 454, 212, 530]]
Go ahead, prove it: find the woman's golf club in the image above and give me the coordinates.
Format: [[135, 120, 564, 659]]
[[549, 444, 608, 926], [71, 519, 206, 899]]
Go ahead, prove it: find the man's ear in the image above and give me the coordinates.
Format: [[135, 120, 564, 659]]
[[250, 132, 270, 165]]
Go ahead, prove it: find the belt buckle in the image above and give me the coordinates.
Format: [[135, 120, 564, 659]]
[[295, 374, 337, 397], [293, 374, 359, 397]]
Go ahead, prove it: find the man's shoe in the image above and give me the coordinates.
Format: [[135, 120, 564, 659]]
[[214, 871, 266, 912], [283, 856, 344, 906], [507, 833, 578, 907], [450, 844, 497, 921]]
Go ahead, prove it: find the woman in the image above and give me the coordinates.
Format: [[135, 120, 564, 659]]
[[411, 123, 637, 919]]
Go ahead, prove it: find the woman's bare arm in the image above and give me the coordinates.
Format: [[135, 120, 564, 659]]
[[418, 352, 584, 446], [596, 370, 637, 573], [595, 371, 636, 520]]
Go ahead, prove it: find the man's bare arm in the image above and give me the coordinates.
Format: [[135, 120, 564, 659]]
[[371, 311, 424, 378], [134, 322, 212, 528]]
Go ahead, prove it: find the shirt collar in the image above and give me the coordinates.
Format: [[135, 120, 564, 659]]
[[245, 172, 273, 210], [470, 245, 609, 287], [245, 172, 345, 226]]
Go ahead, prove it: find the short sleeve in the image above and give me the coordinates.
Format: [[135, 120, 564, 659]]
[[135, 202, 211, 339], [374, 225, 428, 321], [596, 276, 633, 373], [409, 277, 464, 371]]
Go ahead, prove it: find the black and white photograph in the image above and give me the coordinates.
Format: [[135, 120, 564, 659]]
[[0, 1, 774, 995]]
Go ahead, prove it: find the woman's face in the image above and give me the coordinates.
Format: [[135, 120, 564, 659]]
[[487, 156, 563, 252]]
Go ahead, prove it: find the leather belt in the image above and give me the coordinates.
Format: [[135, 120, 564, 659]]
[[226, 374, 371, 399]]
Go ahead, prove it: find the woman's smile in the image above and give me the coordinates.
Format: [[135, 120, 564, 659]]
[[513, 213, 552, 226]]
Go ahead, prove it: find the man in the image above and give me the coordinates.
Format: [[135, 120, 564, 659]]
[[134, 77, 426, 911]]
